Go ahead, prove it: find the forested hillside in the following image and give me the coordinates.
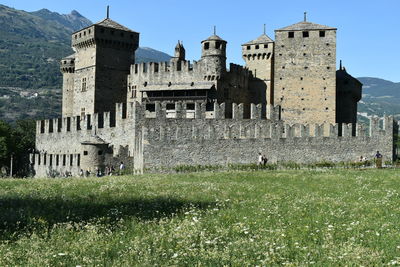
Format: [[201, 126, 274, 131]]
[[0, 4, 170, 123]]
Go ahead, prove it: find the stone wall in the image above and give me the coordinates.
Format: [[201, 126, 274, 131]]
[[33, 101, 395, 177], [127, 59, 252, 117], [274, 28, 336, 124], [136, 104, 393, 171], [33, 103, 139, 177]]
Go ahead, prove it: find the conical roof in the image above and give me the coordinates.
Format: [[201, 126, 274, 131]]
[[276, 21, 336, 31], [202, 34, 226, 42], [242, 34, 274, 46], [81, 135, 108, 145]]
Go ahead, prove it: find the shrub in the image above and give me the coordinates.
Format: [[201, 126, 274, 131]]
[[279, 161, 301, 170]]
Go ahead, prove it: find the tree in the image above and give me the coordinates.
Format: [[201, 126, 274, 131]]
[[10, 119, 36, 177], [0, 119, 36, 177], [0, 121, 12, 169]]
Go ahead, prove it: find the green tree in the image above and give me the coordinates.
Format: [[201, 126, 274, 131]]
[[0, 121, 12, 169], [10, 119, 36, 177]]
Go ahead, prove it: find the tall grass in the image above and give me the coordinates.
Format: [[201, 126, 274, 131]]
[[1, 169, 400, 265]]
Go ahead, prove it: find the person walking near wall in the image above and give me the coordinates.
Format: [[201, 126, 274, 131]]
[[258, 153, 263, 166], [119, 161, 125, 175], [262, 155, 268, 166], [375, 151, 383, 169]]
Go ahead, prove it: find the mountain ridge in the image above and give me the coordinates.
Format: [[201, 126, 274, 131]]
[[357, 77, 400, 123], [0, 4, 398, 124], [0, 4, 171, 90]]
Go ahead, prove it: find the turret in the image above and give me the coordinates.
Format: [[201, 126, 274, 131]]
[[170, 41, 186, 69], [241, 30, 274, 80], [173, 41, 185, 60], [242, 25, 275, 104], [60, 55, 75, 117], [336, 61, 362, 123], [200, 30, 227, 78], [60, 56, 75, 74]]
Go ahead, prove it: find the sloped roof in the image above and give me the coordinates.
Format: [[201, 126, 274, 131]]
[[62, 54, 75, 60], [95, 18, 137, 33], [242, 34, 274, 46], [276, 21, 336, 31], [81, 135, 108, 145]]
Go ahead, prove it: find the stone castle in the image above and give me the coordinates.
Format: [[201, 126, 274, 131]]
[[32, 13, 396, 177]]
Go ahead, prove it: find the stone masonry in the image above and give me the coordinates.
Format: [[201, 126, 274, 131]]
[[33, 102, 395, 177], [32, 14, 396, 177]]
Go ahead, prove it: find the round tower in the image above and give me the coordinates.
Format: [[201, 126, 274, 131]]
[[80, 136, 108, 173], [201, 33, 227, 78], [60, 55, 75, 117], [60, 56, 75, 74]]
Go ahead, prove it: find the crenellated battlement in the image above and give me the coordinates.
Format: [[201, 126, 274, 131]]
[[36, 101, 393, 141], [129, 60, 201, 76], [141, 115, 394, 142], [228, 63, 250, 76], [36, 15, 397, 177], [60, 56, 75, 73], [34, 99, 396, 176]]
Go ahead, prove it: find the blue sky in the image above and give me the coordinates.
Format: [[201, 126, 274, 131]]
[[2, 0, 399, 82]]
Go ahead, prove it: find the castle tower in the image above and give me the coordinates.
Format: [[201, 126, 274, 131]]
[[274, 15, 337, 124], [242, 27, 274, 105], [336, 63, 362, 123], [173, 41, 185, 61], [60, 55, 75, 117], [170, 41, 186, 71], [200, 30, 227, 79], [66, 13, 139, 117]]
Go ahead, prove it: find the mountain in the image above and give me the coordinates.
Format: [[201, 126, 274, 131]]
[[357, 77, 400, 122], [0, 4, 172, 123], [0, 4, 171, 90], [0, 4, 90, 89], [2, 4, 397, 125], [136, 47, 172, 63], [31, 9, 92, 32]]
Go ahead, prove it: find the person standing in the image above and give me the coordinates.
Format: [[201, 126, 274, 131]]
[[375, 151, 383, 169], [258, 153, 263, 166], [119, 161, 125, 174], [262, 155, 268, 166]]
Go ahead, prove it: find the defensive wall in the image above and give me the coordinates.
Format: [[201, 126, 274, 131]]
[[33, 101, 396, 177]]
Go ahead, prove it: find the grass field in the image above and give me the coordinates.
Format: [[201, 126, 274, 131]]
[[1, 169, 400, 266]]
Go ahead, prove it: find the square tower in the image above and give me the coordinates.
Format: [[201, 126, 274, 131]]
[[274, 19, 336, 124], [65, 18, 139, 117], [242, 33, 274, 105]]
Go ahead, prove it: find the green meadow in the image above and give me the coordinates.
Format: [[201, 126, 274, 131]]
[[1, 169, 400, 266]]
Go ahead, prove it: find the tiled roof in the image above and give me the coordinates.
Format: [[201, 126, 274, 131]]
[[95, 18, 137, 33], [242, 34, 274, 46], [276, 21, 336, 31]]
